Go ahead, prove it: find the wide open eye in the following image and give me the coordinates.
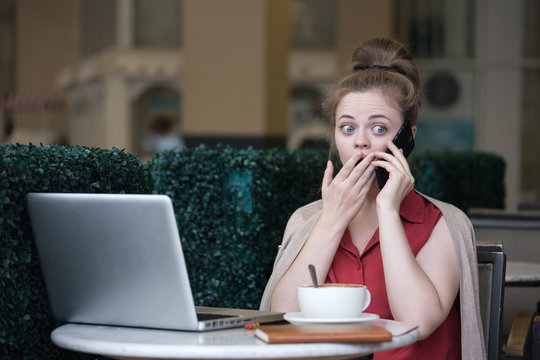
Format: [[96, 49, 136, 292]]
[[373, 125, 386, 134], [341, 125, 355, 134]]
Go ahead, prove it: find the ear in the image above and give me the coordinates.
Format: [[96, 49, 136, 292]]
[[411, 125, 418, 139]]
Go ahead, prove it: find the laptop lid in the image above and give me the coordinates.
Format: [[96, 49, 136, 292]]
[[27, 193, 283, 331]]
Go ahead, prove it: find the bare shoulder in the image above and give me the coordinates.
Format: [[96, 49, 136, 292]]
[[418, 216, 455, 262]]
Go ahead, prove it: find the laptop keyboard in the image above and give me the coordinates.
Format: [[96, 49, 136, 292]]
[[196, 312, 239, 321]]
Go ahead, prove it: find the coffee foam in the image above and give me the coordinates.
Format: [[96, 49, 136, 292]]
[[304, 283, 364, 288]]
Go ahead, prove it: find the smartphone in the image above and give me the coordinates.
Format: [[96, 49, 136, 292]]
[[375, 119, 415, 189]]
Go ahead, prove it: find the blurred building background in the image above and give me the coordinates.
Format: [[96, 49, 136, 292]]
[[1, 0, 539, 211]]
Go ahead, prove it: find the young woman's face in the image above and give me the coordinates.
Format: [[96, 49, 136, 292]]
[[334, 89, 405, 165]]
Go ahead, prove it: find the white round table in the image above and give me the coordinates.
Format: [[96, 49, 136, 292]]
[[51, 319, 418, 360]]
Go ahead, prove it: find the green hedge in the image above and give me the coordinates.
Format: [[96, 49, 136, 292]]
[[412, 150, 506, 210], [150, 145, 327, 309], [0, 143, 505, 359], [0, 144, 152, 359]]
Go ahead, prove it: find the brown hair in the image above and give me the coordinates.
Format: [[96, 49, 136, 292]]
[[323, 38, 421, 132]]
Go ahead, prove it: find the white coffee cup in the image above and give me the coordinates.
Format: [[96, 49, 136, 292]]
[[297, 284, 371, 319]]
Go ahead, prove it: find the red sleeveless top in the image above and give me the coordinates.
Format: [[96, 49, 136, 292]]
[[327, 191, 461, 359]]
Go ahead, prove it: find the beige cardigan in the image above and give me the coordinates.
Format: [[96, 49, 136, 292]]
[[260, 192, 486, 360]]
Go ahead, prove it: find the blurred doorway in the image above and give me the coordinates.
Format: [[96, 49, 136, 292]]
[[132, 86, 183, 157]]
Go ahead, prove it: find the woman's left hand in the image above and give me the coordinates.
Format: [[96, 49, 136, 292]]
[[372, 141, 414, 210]]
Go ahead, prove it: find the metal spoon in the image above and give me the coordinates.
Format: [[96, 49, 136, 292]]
[[308, 264, 318, 288]]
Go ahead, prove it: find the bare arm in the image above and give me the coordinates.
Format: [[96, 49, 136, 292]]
[[374, 142, 460, 339], [378, 212, 459, 339]]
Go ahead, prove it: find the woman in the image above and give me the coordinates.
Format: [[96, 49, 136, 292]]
[[260, 38, 485, 359]]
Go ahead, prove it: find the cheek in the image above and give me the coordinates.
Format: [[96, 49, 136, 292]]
[[370, 131, 395, 152], [334, 136, 353, 163], [373, 138, 389, 152]]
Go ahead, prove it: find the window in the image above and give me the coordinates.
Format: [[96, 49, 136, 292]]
[[290, 0, 335, 49], [520, 0, 540, 206], [394, 0, 476, 152], [395, 0, 475, 58], [80, 0, 117, 57], [134, 0, 181, 47]]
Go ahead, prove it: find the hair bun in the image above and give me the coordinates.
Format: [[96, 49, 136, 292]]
[[351, 38, 419, 90]]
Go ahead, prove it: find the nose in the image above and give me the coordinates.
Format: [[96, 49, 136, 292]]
[[354, 128, 370, 149]]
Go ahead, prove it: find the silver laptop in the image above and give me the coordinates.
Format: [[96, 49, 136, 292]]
[[26, 192, 283, 331]]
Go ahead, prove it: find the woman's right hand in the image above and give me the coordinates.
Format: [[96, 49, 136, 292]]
[[320, 152, 376, 229]]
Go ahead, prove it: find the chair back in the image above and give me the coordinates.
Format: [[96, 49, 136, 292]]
[[477, 242, 506, 360]]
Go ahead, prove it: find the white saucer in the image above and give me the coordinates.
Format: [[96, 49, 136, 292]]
[[283, 312, 379, 325]]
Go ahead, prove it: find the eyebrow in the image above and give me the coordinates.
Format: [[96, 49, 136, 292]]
[[336, 114, 393, 122]]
